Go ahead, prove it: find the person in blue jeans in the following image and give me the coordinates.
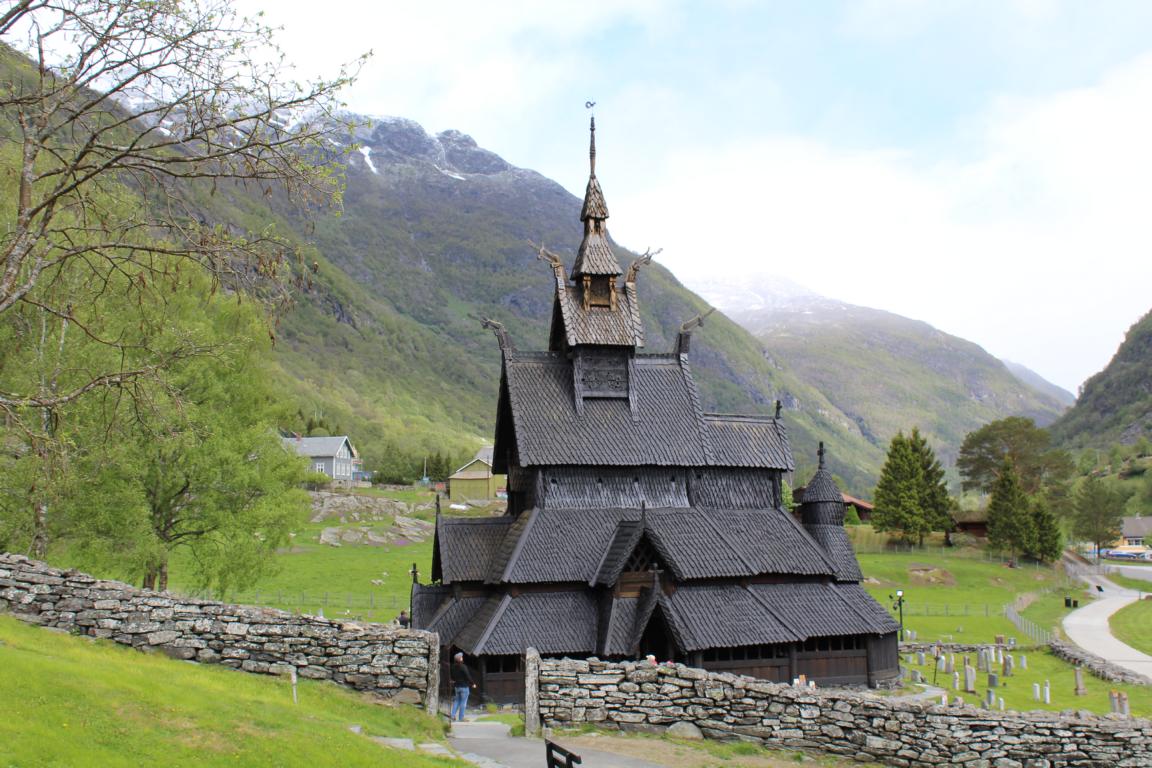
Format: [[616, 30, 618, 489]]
[[450, 652, 475, 721]]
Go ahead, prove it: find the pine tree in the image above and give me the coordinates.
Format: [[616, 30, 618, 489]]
[[1029, 497, 1064, 563], [907, 428, 952, 544], [873, 433, 931, 543], [986, 459, 1034, 563]]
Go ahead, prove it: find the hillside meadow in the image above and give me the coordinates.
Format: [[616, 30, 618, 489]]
[[0, 615, 461, 767]]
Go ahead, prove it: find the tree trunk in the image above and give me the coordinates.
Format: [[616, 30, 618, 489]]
[[158, 561, 169, 592], [31, 499, 47, 559]]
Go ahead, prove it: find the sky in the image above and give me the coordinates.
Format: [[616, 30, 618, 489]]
[[238, 0, 1152, 394]]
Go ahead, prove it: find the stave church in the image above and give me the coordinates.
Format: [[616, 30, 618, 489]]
[[412, 117, 900, 703]]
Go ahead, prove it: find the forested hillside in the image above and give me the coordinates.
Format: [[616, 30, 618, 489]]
[[1052, 308, 1152, 448]]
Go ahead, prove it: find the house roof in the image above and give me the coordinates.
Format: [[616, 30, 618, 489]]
[[655, 581, 897, 652], [498, 353, 790, 470], [454, 591, 599, 656], [282, 435, 355, 459], [433, 516, 515, 583], [479, 506, 836, 586], [1122, 517, 1152, 538], [450, 469, 491, 481], [417, 579, 896, 657]]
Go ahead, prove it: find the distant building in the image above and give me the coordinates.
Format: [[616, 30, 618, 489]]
[[1118, 517, 1152, 548], [950, 507, 988, 539], [283, 435, 361, 485], [448, 447, 506, 501]]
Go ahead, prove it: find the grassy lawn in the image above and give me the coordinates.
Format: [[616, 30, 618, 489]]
[[1018, 590, 1083, 637], [0, 615, 461, 768], [901, 647, 1152, 717], [1109, 599, 1152, 657], [858, 550, 1068, 643], [1104, 571, 1152, 594], [166, 520, 436, 624]]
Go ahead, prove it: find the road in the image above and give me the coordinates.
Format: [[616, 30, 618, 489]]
[[1062, 557, 1152, 681]]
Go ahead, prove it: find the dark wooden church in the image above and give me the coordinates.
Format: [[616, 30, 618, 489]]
[[412, 118, 899, 702]]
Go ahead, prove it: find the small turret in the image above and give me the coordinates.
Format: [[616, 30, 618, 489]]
[[798, 443, 862, 581]]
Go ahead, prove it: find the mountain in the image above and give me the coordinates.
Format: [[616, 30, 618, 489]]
[[267, 117, 890, 491], [1050, 308, 1152, 448], [1001, 361, 1076, 408], [692, 275, 1070, 472]]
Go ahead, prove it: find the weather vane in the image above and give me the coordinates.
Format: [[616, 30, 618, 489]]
[[585, 100, 596, 110]]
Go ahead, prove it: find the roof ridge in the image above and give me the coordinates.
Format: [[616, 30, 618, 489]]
[[677, 355, 715, 465], [473, 593, 512, 655], [499, 508, 539, 583]]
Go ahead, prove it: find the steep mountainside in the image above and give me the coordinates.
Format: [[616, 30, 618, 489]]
[[270, 117, 889, 491], [1051, 308, 1152, 448], [693, 276, 1070, 470], [1002, 361, 1076, 408]]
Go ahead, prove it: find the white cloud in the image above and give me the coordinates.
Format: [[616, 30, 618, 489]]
[[613, 53, 1152, 392]]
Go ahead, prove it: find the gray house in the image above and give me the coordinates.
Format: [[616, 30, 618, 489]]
[[283, 435, 360, 484]]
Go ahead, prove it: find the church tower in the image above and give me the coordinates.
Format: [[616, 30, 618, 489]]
[[541, 116, 648, 412]]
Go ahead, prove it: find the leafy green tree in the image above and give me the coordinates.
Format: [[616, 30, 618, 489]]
[[986, 459, 1035, 563], [958, 417, 1073, 496], [1072, 475, 1131, 562], [1028, 497, 1064, 563], [873, 433, 930, 544], [0, 0, 359, 413]]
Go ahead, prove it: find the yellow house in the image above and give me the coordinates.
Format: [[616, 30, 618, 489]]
[[448, 447, 506, 501]]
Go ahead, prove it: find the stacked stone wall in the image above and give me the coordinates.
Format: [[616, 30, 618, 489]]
[[0, 554, 438, 711], [530, 653, 1152, 767]]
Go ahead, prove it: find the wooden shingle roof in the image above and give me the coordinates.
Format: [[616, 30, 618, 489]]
[[454, 592, 599, 656], [500, 353, 790, 470], [432, 516, 514, 583]]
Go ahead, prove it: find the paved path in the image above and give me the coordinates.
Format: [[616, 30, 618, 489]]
[[1062, 560, 1152, 680], [448, 720, 667, 768]]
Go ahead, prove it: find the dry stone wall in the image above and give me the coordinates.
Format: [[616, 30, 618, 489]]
[[529, 653, 1152, 767], [0, 554, 438, 712]]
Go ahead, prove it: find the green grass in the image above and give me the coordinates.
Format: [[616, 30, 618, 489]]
[[902, 647, 1152, 717], [1104, 571, 1152, 594], [1109, 599, 1152, 657], [858, 549, 1067, 642], [0, 615, 462, 767], [167, 519, 436, 624], [1018, 591, 1083, 637]]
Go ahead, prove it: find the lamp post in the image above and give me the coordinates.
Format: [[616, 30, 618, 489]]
[[894, 589, 905, 640]]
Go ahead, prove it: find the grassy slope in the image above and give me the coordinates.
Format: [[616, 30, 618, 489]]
[[857, 550, 1068, 642], [1110, 599, 1152, 657], [0, 616, 459, 768]]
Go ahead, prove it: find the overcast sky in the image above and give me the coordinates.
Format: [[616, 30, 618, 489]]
[[241, 0, 1152, 394]]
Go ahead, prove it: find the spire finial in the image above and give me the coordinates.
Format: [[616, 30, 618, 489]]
[[585, 101, 597, 175], [818, 442, 826, 469]]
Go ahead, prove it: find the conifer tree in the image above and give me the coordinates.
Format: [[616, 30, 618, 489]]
[[986, 459, 1035, 563], [1029, 497, 1064, 563], [907, 428, 952, 543], [873, 433, 930, 543]]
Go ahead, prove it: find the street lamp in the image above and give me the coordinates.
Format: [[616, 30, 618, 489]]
[[893, 590, 905, 640]]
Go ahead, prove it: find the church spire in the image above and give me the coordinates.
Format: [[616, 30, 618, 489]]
[[572, 112, 622, 280]]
